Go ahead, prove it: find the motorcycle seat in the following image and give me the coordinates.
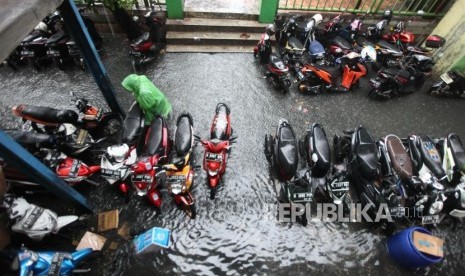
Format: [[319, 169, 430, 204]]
[[354, 127, 378, 181], [211, 104, 230, 140], [143, 116, 164, 156], [286, 37, 305, 51], [6, 130, 56, 149], [46, 31, 66, 45], [419, 136, 446, 179], [332, 35, 352, 50], [22, 30, 46, 44], [277, 124, 298, 178], [175, 114, 193, 156], [377, 40, 402, 55], [355, 36, 374, 47], [269, 54, 287, 70], [448, 134, 465, 172], [312, 64, 339, 77], [310, 124, 330, 177], [385, 135, 413, 180], [15, 105, 78, 124], [382, 68, 411, 80], [132, 32, 150, 46], [121, 102, 144, 145]]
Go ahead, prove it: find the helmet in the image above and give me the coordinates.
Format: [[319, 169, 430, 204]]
[[107, 144, 129, 163], [361, 45, 377, 62], [265, 24, 275, 36], [312, 14, 323, 26], [34, 22, 48, 32], [383, 10, 393, 21]]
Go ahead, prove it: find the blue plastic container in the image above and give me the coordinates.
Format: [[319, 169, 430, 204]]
[[387, 226, 443, 269]]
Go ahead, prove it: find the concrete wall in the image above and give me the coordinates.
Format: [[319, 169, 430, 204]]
[[429, 0, 465, 75]]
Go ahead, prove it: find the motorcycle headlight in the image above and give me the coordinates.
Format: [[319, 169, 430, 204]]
[[208, 170, 219, 176], [171, 183, 183, 195], [429, 201, 444, 215]]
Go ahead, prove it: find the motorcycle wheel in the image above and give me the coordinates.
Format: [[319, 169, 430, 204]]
[[132, 58, 141, 73], [210, 187, 217, 200], [264, 134, 273, 163], [301, 209, 308, 226], [281, 79, 291, 94], [184, 204, 196, 219], [92, 114, 123, 142]]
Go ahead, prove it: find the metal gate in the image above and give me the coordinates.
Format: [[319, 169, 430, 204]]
[[278, 0, 452, 18]]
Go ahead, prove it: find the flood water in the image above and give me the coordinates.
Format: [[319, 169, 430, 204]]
[[1, 34, 465, 275]]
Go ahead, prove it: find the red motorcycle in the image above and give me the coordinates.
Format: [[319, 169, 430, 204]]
[[129, 116, 170, 207], [197, 103, 236, 199]]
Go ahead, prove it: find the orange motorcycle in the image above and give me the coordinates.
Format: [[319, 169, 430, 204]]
[[297, 52, 367, 94]]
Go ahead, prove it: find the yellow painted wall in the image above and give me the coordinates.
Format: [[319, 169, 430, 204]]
[[430, 0, 465, 74]]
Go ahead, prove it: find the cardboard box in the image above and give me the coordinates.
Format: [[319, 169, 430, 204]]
[[133, 227, 171, 254], [413, 231, 444, 258], [97, 210, 119, 232], [76, 231, 107, 251]]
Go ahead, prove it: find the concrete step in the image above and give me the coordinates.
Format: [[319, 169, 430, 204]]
[[184, 11, 259, 21], [167, 31, 263, 46], [166, 18, 268, 33], [166, 44, 254, 53]]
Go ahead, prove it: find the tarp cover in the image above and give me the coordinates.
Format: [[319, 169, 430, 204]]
[[0, 0, 63, 62]]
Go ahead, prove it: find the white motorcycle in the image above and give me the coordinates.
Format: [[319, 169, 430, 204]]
[[2, 195, 78, 241]]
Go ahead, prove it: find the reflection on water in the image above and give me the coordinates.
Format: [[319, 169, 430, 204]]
[[1, 35, 465, 275]]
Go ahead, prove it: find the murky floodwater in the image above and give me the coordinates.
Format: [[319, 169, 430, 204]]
[[1, 34, 465, 275]]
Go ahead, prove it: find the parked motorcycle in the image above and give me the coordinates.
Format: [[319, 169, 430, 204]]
[[439, 133, 465, 218], [368, 62, 425, 100], [298, 51, 367, 94], [197, 103, 236, 199], [163, 113, 196, 218], [380, 135, 444, 225], [254, 24, 292, 93], [337, 126, 400, 233], [264, 119, 298, 181], [1, 195, 78, 241], [12, 96, 123, 142], [130, 116, 170, 207], [130, 11, 166, 72], [101, 102, 144, 189], [4, 130, 101, 185], [13, 247, 93, 276], [428, 70, 465, 98]]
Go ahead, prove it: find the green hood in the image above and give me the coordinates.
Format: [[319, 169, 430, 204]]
[[121, 74, 140, 95]]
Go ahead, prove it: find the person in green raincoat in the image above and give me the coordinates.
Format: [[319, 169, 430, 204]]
[[121, 74, 172, 125]]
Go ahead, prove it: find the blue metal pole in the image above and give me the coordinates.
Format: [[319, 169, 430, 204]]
[[0, 131, 93, 212], [59, 0, 125, 117]]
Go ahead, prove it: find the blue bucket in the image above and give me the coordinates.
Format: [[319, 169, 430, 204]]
[[387, 226, 443, 269]]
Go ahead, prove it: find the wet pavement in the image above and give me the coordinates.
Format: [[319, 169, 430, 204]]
[[1, 33, 465, 275]]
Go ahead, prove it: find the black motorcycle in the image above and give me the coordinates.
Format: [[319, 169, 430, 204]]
[[265, 119, 298, 181], [368, 63, 425, 100], [336, 126, 400, 233], [428, 70, 465, 98]]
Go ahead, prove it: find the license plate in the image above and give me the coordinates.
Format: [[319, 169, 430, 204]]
[[129, 50, 142, 57], [132, 174, 153, 183], [47, 50, 60, 57], [330, 181, 349, 191], [389, 207, 406, 218], [440, 73, 453, 84], [421, 214, 442, 224], [167, 175, 185, 184], [101, 168, 125, 179], [21, 50, 34, 57], [292, 192, 313, 203], [206, 152, 222, 162]]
